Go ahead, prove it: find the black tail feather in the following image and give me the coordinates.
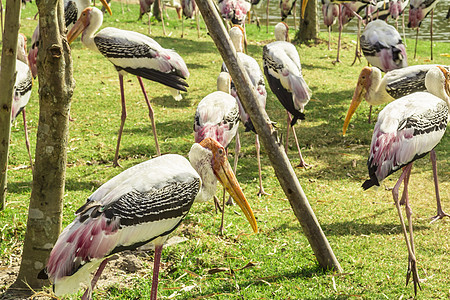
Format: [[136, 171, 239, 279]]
[[119, 67, 189, 92]]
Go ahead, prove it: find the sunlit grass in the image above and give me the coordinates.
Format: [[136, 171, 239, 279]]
[[1, 1, 450, 298]]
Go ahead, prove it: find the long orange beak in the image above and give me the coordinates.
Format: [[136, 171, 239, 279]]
[[100, 0, 112, 16], [67, 8, 91, 44], [301, 0, 309, 19], [342, 81, 365, 136], [201, 138, 258, 233]]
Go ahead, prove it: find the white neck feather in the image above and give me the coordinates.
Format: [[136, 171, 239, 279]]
[[274, 23, 287, 41], [189, 143, 218, 202], [82, 7, 103, 52], [425, 67, 450, 105], [229, 28, 243, 53], [367, 68, 392, 105]]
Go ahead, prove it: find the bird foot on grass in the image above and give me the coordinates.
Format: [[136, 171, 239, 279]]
[[332, 59, 341, 65], [226, 197, 235, 206], [112, 161, 122, 168], [213, 196, 223, 214], [295, 161, 311, 169], [430, 210, 450, 224], [257, 188, 270, 197], [406, 256, 422, 296]]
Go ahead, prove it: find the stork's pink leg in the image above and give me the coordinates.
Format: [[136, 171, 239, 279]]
[[429, 150, 449, 222], [285, 112, 290, 153], [256, 134, 269, 196], [150, 244, 164, 300], [114, 74, 127, 167], [333, 4, 343, 64], [400, 166, 411, 206], [137, 76, 161, 157], [430, 9, 434, 60], [413, 27, 419, 60], [22, 109, 33, 172], [392, 163, 421, 296], [81, 258, 109, 300], [367, 105, 373, 124], [266, 0, 269, 33]]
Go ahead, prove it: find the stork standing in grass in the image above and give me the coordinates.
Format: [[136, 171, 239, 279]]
[[67, 7, 190, 167], [342, 64, 449, 130], [194, 72, 241, 234], [38, 138, 258, 300], [263, 22, 311, 168], [360, 19, 407, 73], [362, 66, 450, 295]]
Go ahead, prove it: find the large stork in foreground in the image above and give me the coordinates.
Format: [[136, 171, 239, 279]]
[[362, 66, 450, 295], [67, 7, 190, 167], [38, 138, 257, 300], [263, 22, 311, 167], [360, 19, 407, 73], [342, 64, 449, 132], [223, 25, 270, 196]]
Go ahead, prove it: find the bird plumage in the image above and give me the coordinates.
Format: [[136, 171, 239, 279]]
[[11, 60, 33, 122], [360, 19, 407, 72], [40, 138, 258, 297]]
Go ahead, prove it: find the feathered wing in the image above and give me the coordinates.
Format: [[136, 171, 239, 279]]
[[263, 42, 311, 126], [42, 155, 200, 296], [94, 28, 190, 91], [363, 93, 448, 190]]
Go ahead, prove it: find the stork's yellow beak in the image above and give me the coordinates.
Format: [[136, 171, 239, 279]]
[[67, 8, 93, 44], [99, 0, 112, 15], [343, 82, 365, 136], [437, 66, 450, 97], [301, 0, 309, 19], [200, 138, 258, 233]]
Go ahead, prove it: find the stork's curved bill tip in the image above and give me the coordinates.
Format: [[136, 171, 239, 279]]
[[100, 0, 113, 15]]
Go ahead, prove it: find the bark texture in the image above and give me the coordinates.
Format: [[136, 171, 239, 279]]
[[295, 0, 319, 43], [0, 0, 21, 210], [11, 0, 74, 292]]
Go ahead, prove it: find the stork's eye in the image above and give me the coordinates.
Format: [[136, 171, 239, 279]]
[[218, 148, 224, 156]]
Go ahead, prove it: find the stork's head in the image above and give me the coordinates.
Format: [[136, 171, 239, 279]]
[[189, 138, 258, 233], [67, 6, 111, 44], [274, 22, 289, 42], [17, 33, 28, 64], [342, 67, 374, 136], [229, 25, 245, 53], [425, 66, 450, 103]]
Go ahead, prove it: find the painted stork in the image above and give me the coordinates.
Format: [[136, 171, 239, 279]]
[[263, 22, 312, 167], [194, 72, 241, 234], [218, 0, 251, 26], [223, 25, 270, 195], [362, 66, 450, 295], [360, 19, 407, 72], [342, 64, 449, 133], [38, 138, 257, 300], [408, 0, 440, 60], [181, 0, 200, 38], [280, 0, 297, 27], [67, 7, 190, 167], [27, 0, 112, 79], [321, 0, 340, 50]]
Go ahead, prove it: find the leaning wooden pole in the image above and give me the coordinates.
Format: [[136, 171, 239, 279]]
[[196, 0, 342, 272], [0, 0, 21, 210]]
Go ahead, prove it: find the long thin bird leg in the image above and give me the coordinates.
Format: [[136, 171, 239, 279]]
[[291, 123, 309, 168], [158, 0, 166, 36], [150, 244, 164, 300], [403, 166, 421, 295], [266, 0, 269, 33], [285, 111, 290, 153], [219, 185, 226, 235], [293, 1, 297, 29], [400, 165, 411, 206], [351, 17, 362, 66], [430, 8, 434, 60], [414, 27, 419, 59], [114, 74, 127, 167], [256, 134, 269, 196], [181, 14, 185, 38], [333, 4, 343, 64], [392, 164, 421, 296], [429, 150, 450, 222], [327, 26, 331, 51], [367, 105, 373, 124], [137, 76, 161, 157], [81, 258, 109, 300], [226, 131, 240, 205], [22, 109, 33, 172], [196, 7, 201, 38], [148, 11, 152, 35]]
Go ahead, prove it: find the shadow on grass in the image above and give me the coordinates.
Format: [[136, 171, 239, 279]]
[[321, 219, 429, 236]]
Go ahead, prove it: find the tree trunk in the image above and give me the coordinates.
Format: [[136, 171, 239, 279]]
[[0, 0, 21, 210], [11, 0, 74, 293], [196, 0, 342, 273], [295, 0, 319, 43]]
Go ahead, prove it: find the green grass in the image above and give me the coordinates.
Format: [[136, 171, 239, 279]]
[[1, 1, 450, 299]]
